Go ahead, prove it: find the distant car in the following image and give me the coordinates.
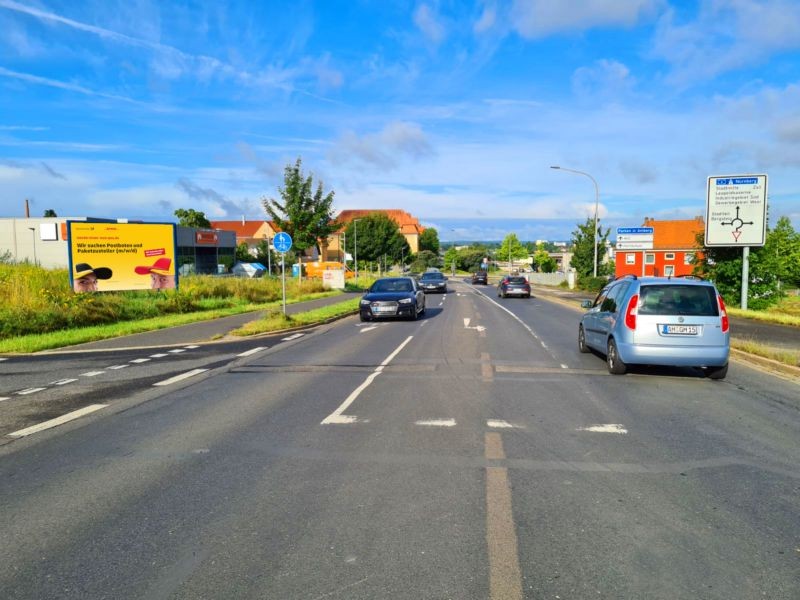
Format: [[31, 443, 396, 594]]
[[359, 277, 425, 321], [497, 275, 530, 298], [578, 276, 730, 378], [418, 271, 448, 293], [471, 271, 488, 285]]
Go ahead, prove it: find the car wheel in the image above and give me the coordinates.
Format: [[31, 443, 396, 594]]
[[409, 304, 419, 321], [705, 363, 728, 380], [360, 313, 370, 322], [420, 303, 426, 316], [607, 338, 627, 374], [578, 326, 590, 353]]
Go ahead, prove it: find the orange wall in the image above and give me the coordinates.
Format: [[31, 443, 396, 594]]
[[615, 250, 697, 278]]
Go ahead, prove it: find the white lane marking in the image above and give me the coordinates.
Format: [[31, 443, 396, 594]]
[[0, 357, 7, 362], [7, 404, 107, 438], [416, 419, 456, 427], [108, 364, 129, 370], [81, 371, 105, 377], [17, 388, 46, 395], [540, 341, 548, 349], [439, 302, 443, 306], [169, 348, 187, 353], [0, 397, 9, 402], [153, 368, 208, 387], [237, 346, 266, 357], [577, 424, 628, 434], [51, 378, 78, 386], [130, 358, 151, 364], [184, 345, 200, 349], [321, 336, 414, 425], [149, 353, 169, 358], [282, 333, 304, 341], [360, 326, 378, 333], [487, 420, 518, 429], [464, 318, 471, 327], [560, 364, 568, 369]]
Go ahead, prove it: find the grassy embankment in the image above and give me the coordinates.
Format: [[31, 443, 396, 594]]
[[728, 296, 800, 367], [0, 264, 352, 353]]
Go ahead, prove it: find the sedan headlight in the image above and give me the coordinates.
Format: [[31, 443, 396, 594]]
[[360, 299, 371, 306], [398, 298, 413, 304]]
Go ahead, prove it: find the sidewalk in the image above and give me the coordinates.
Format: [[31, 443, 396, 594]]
[[57, 292, 361, 352]]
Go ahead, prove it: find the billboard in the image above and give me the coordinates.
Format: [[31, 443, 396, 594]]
[[68, 221, 178, 292], [705, 175, 768, 246]]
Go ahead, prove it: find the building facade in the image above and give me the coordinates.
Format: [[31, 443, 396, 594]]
[[615, 217, 704, 278]]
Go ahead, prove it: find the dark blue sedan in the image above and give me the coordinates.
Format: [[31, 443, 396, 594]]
[[359, 277, 426, 321]]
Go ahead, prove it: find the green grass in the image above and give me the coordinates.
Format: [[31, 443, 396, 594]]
[[731, 339, 800, 368], [231, 298, 361, 336], [728, 295, 800, 327]]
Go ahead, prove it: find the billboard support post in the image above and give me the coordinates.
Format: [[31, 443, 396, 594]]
[[741, 247, 750, 310]]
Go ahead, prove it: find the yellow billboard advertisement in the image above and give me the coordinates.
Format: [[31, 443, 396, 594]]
[[68, 221, 178, 292]]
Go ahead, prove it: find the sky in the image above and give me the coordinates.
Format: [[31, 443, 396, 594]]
[[1, 0, 799, 243]]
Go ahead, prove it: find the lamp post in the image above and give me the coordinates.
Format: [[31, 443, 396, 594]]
[[353, 219, 362, 284], [266, 234, 272, 275], [551, 165, 600, 277], [27, 227, 37, 266]]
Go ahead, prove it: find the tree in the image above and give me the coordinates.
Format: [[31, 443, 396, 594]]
[[443, 247, 459, 271], [235, 242, 252, 262], [532, 248, 557, 273], [419, 228, 440, 254], [410, 250, 440, 272], [343, 213, 410, 271], [498, 233, 528, 269], [262, 158, 338, 257], [43, 209, 57, 217], [570, 217, 610, 277], [174, 208, 211, 228], [764, 216, 800, 289]]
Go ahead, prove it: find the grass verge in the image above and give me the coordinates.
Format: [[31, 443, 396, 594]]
[[731, 339, 800, 368], [0, 291, 341, 353], [230, 298, 361, 336]]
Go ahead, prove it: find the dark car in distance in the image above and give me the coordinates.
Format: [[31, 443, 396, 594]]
[[418, 271, 448, 293], [497, 275, 531, 298], [471, 271, 488, 285], [359, 277, 426, 321]]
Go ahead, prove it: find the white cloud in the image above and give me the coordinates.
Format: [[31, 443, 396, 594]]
[[510, 0, 661, 38], [414, 4, 446, 44], [571, 59, 633, 97], [474, 3, 497, 33], [328, 122, 433, 170]]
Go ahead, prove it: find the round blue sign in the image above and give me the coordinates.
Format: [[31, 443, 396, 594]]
[[273, 232, 292, 253]]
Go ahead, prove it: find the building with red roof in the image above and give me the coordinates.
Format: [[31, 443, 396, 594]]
[[615, 216, 704, 278]]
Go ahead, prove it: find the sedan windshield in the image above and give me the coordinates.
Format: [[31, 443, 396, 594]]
[[371, 279, 413, 293], [420, 273, 444, 281]]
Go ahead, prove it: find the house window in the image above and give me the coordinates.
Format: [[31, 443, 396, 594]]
[[684, 253, 694, 265], [645, 254, 655, 265], [665, 253, 675, 260], [626, 253, 636, 265], [664, 265, 674, 277]]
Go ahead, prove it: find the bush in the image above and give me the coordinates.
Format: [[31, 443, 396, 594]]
[[578, 276, 608, 293]]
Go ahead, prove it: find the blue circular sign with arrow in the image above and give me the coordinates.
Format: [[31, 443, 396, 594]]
[[273, 232, 292, 253]]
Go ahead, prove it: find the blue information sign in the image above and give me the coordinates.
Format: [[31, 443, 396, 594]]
[[617, 227, 654, 235], [273, 232, 292, 253]]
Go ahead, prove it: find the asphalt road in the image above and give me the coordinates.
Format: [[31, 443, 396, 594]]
[[0, 279, 798, 599]]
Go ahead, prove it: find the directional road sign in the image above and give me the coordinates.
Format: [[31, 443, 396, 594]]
[[273, 232, 292, 253], [705, 175, 767, 247], [616, 227, 653, 250]]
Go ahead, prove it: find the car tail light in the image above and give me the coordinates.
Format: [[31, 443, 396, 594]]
[[718, 295, 729, 333], [624, 294, 639, 330]]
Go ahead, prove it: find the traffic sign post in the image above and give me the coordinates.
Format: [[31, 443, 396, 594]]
[[273, 233, 293, 314], [705, 175, 768, 310]]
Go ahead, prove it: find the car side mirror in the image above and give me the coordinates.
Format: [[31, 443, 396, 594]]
[[580, 300, 593, 309]]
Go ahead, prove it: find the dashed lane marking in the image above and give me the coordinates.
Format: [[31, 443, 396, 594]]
[[168, 349, 187, 354], [108, 365, 129, 370], [184, 345, 200, 349], [7, 404, 107, 438], [130, 358, 151, 364], [0, 397, 9, 402], [577, 424, 628, 434], [487, 420, 520, 429], [17, 388, 46, 395], [149, 353, 169, 358], [282, 333, 305, 341], [51, 378, 78, 386], [415, 419, 456, 427], [153, 368, 209, 387], [560, 363, 568, 369], [360, 326, 378, 333], [81, 371, 105, 377], [237, 346, 267, 357], [0, 358, 7, 362]]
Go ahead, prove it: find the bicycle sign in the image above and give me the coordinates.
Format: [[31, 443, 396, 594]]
[[273, 232, 292, 253]]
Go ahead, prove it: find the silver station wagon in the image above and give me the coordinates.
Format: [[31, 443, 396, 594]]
[[578, 276, 730, 378]]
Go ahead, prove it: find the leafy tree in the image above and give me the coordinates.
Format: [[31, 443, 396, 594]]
[[253, 239, 275, 272], [764, 216, 800, 289], [410, 250, 440, 272], [235, 242, 252, 262], [457, 247, 489, 272], [443, 247, 459, 271], [419, 228, 440, 254], [570, 217, 610, 277], [343, 213, 410, 270], [43, 209, 57, 217], [262, 158, 339, 256], [498, 233, 528, 269], [532, 248, 557, 273], [174, 208, 212, 228]]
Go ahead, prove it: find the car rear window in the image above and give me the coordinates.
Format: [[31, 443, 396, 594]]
[[638, 285, 719, 316], [421, 273, 444, 280], [507, 277, 527, 284]]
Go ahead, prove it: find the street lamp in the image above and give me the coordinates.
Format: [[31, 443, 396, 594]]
[[551, 165, 600, 277], [27, 227, 37, 266], [353, 218, 362, 284]]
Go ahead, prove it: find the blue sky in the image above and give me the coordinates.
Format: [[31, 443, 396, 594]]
[[1, 0, 799, 242]]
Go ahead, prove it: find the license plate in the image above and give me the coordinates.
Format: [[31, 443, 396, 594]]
[[373, 306, 395, 313], [662, 324, 698, 335]]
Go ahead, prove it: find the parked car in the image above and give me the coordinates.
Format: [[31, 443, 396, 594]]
[[359, 277, 425, 321], [497, 275, 531, 298], [471, 271, 488, 285], [578, 275, 730, 378], [418, 271, 448, 293]]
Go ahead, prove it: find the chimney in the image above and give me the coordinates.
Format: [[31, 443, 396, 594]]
[[25, 198, 30, 217], [242, 215, 245, 226]]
